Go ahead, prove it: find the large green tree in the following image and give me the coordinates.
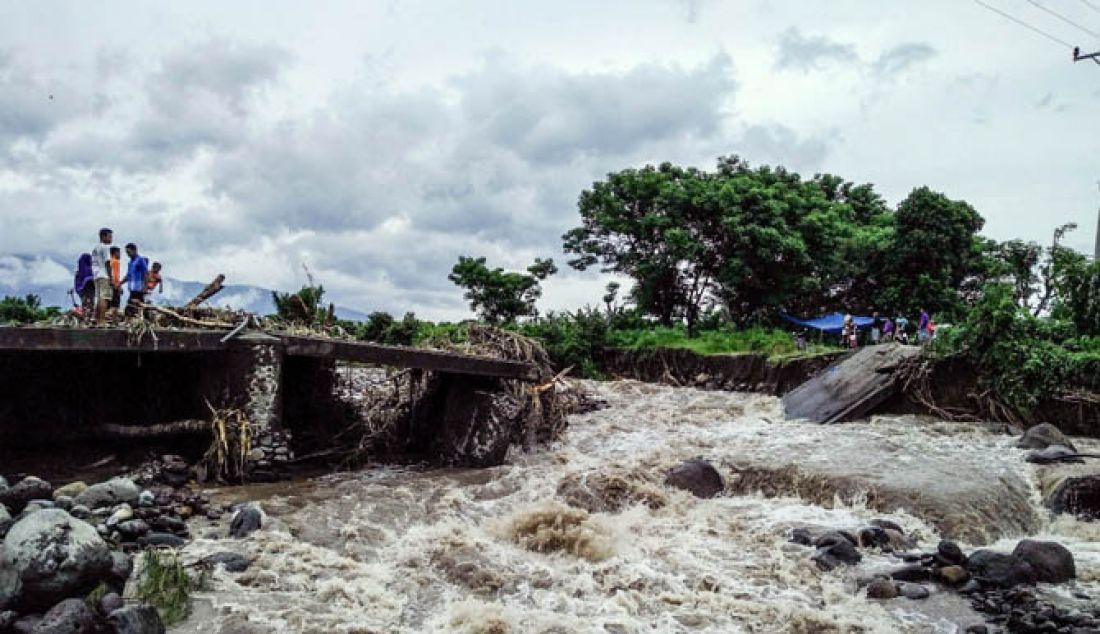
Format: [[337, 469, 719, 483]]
[[563, 157, 890, 327], [449, 256, 557, 324], [562, 162, 715, 329], [875, 186, 988, 319]]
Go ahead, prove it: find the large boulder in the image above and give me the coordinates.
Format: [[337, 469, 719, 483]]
[[1017, 423, 1076, 452], [229, 504, 263, 538], [663, 460, 724, 499], [0, 477, 53, 515], [0, 509, 113, 611], [107, 604, 165, 634], [964, 549, 1037, 588], [33, 598, 97, 634], [74, 478, 140, 509], [1045, 474, 1100, 520], [1011, 539, 1075, 583]]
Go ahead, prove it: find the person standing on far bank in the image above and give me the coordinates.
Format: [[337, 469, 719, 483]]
[[918, 308, 930, 343], [120, 243, 149, 318], [870, 311, 882, 345], [90, 228, 113, 325]]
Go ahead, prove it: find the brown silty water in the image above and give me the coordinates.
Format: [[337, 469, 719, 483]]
[[174, 379, 1100, 633]]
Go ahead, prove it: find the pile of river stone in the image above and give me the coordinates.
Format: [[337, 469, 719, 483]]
[[0, 458, 262, 634], [787, 521, 1096, 633]]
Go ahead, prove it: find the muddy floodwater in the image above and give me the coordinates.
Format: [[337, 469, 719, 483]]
[[175, 380, 1100, 633]]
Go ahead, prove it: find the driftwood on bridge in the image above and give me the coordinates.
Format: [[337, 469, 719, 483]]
[[184, 274, 226, 309], [782, 343, 923, 423]]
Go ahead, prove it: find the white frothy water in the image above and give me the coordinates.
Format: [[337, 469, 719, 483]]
[[175, 380, 1100, 633]]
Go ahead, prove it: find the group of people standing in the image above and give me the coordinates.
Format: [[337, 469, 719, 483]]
[[72, 227, 163, 325], [841, 309, 934, 349]]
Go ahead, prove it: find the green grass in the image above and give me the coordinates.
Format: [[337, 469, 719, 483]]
[[135, 550, 206, 626], [607, 326, 834, 359]]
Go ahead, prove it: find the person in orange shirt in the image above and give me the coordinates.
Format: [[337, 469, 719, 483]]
[[108, 247, 123, 309], [145, 261, 163, 295]]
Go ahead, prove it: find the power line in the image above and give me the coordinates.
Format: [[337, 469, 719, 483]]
[[1023, 0, 1100, 38], [971, 0, 1075, 47]]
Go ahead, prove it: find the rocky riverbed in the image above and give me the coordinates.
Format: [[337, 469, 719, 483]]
[[3, 379, 1098, 633]]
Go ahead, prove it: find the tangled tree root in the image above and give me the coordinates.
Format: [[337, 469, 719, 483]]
[[337, 325, 589, 467], [201, 405, 253, 482]]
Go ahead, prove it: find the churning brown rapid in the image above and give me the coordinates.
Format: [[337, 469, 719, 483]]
[[175, 380, 1100, 633]]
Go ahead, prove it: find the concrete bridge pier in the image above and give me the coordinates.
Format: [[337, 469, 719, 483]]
[[226, 333, 294, 473]]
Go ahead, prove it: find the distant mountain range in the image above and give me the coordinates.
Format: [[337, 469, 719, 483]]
[[0, 254, 372, 321]]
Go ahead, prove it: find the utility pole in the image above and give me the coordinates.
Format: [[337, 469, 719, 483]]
[[1095, 181, 1100, 260], [1074, 46, 1100, 65]]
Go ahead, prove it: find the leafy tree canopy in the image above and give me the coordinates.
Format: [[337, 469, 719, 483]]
[[449, 256, 557, 324]]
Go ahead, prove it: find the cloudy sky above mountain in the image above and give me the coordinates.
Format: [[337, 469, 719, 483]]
[[1, 0, 1098, 319]]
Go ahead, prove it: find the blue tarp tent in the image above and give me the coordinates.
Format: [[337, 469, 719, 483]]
[[780, 311, 874, 335]]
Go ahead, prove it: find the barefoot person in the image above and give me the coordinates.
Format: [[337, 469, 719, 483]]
[[91, 228, 114, 325]]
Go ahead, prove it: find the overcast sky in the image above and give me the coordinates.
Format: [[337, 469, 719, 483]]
[[1, 0, 1098, 319]]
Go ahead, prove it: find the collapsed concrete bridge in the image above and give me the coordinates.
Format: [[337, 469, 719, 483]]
[[0, 326, 541, 475]]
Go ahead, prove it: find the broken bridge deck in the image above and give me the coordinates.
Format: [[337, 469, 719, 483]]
[[0, 326, 537, 380], [781, 343, 922, 423]]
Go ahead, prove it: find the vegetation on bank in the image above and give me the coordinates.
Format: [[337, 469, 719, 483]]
[[0, 294, 59, 325]]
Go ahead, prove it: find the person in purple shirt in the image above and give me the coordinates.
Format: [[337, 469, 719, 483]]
[[73, 253, 94, 321], [918, 308, 930, 343]]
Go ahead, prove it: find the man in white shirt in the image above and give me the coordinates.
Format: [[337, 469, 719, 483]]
[[91, 227, 113, 325]]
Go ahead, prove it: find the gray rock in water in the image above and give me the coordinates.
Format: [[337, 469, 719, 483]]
[[1017, 423, 1076, 452], [813, 531, 857, 549], [1045, 474, 1100, 520], [200, 551, 253, 573], [865, 577, 898, 599], [870, 518, 904, 533], [229, 504, 263, 538], [965, 549, 1037, 588], [812, 540, 861, 571], [34, 597, 97, 634], [890, 565, 932, 583], [138, 490, 155, 508], [0, 509, 112, 611], [0, 610, 15, 630], [937, 540, 966, 565], [138, 532, 186, 549], [108, 604, 165, 634], [899, 583, 930, 600], [1025, 444, 1089, 464], [0, 476, 7, 490], [663, 460, 724, 499], [1011, 539, 1075, 583], [0, 477, 53, 515], [74, 478, 140, 509]]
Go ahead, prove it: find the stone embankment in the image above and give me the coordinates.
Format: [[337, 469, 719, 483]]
[[0, 456, 263, 633], [598, 347, 847, 395]]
